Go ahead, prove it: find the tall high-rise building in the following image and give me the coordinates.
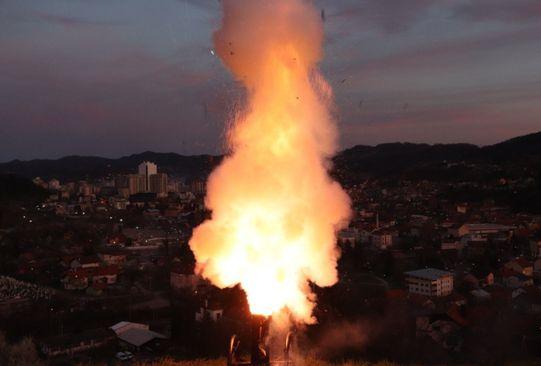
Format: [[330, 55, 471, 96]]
[[150, 173, 168, 197], [190, 179, 206, 195], [138, 161, 157, 192], [114, 162, 168, 198], [127, 174, 146, 195], [115, 174, 145, 196]]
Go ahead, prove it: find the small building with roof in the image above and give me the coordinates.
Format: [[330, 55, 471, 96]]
[[404, 268, 454, 297], [109, 321, 167, 351]]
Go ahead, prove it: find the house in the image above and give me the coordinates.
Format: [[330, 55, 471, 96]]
[[472, 270, 495, 287], [440, 240, 464, 251], [447, 292, 467, 307], [461, 273, 479, 290], [92, 265, 119, 285], [444, 223, 461, 238], [79, 255, 101, 269], [110, 321, 167, 351], [170, 266, 199, 291], [107, 233, 127, 247], [41, 328, 114, 358], [61, 255, 81, 269], [123, 227, 167, 247], [143, 208, 161, 218], [109, 197, 129, 210], [470, 289, 491, 303], [504, 258, 533, 277], [63, 265, 118, 289], [98, 251, 127, 266], [500, 267, 534, 288], [338, 228, 359, 246], [528, 239, 541, 258], [416, 312, 463, 351], [404, 268, 454, 297], [456, 203, 468, 214], [63, 268, 90, 290], [515, 287, 541, 314], [534, 258, 541, 278], [371, 229, 398, 250], [195, 299, 223, 322], [458, 223, 513, 238], [464, 235, 492, 260], [87, 281, 108, 296]]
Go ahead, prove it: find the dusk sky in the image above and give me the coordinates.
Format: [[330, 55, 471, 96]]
[[1, 0, 540, 162]]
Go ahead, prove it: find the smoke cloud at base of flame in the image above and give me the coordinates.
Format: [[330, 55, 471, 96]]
[[189, 0, 351, 324]]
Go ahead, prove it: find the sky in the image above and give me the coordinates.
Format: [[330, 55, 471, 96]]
[[1, 0, 540, 161]]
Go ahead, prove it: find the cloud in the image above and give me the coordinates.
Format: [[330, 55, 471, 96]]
[[175, 0, 219, 12], [336, 25, 541, 77], [321, 0, 438, 34], [341, 100, 541, 147], [30, 11, 120, 29], [1, 0, 540, 160], [454, 0, 541, 23]]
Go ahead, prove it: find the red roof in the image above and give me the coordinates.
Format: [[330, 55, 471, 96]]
[[20, 252, 35, 261], [505, 257, 532, 270], [386, 289, 407, 300], [500, 266, 523, 278], [65, 268, 90, 280], [91, 282, 108, 291], [61, 255, 79, 264], [447, 304, 468, 327], [80, 255, 100, 265], [515, 257, 532, 268], [94, 265, 119, 276], [107, 234, 127, 244]]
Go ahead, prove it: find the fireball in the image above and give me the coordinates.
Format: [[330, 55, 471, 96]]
[[189, 0, 351, 324]]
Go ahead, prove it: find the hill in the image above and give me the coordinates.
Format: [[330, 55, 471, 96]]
[[333, 131, 541, 184], [0, 131, 539, 183], [0, 152, 222, 182]]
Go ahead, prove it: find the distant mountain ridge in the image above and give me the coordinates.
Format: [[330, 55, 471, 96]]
[[0, 152, 222, 182], [0, 131, 540, 182]]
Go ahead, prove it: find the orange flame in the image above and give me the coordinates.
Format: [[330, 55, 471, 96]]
[[189, 0, 351, 324]]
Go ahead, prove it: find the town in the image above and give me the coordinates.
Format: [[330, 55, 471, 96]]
[[1, 135, 540, 365]]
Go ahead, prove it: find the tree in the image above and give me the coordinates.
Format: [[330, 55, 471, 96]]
[[0, 333, 43, 366]]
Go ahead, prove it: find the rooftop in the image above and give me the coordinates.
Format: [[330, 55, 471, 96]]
[[461, 223, 514, 231], [404, 268, 452, 280], [117, 327, 166, 347]]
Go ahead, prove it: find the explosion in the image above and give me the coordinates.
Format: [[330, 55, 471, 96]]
[[189, 0, 351, 324]]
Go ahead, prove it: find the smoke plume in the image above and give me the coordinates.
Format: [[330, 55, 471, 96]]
[[189, 0, 351, 324]]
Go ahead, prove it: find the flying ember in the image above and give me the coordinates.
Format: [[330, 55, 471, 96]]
[[189, 0, 351, 324]]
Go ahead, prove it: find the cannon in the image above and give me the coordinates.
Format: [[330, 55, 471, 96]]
[[227, 315, 294, 366]]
